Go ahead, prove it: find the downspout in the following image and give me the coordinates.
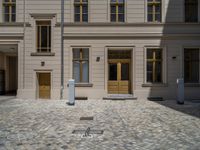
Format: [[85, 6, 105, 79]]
[[23, 0, 26, 89], [60, 0, 64, 99]]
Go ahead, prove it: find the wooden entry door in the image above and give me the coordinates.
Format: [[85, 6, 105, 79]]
[[108, 60, 130, 94], [38, 73, 51, 99]]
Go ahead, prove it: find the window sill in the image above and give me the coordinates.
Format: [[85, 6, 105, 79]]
[[142, 83, 168, 87], [30, 52, 55, 56], [185, 83, 200, 87], [67, 83, 93, 87], [75, 83, 93, 87]]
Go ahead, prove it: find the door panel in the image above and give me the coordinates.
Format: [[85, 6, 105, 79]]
[[108, 60, 130, 94], [38, 73, 51, 99]]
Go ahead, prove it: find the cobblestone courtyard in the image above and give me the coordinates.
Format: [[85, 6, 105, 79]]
[[0, 97, 200, 150]]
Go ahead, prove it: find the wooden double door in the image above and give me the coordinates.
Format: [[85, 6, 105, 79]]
[[37, 73, 51, 99], [108, 59, 131, 94]]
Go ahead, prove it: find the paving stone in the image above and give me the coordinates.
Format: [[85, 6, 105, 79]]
[[0, 98, 199, 149]]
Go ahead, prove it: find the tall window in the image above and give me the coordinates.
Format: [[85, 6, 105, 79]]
[[74, 0, 88, 22], [110, 0, 125, 22], [147, 0, 162, 22], [3, 0, 16, 22], [146, 49, 163, 83], [36, 21, 51, 53], [73, 48, 89, 83], [184, 49, 200, 83], [185, 0, 198, 22]]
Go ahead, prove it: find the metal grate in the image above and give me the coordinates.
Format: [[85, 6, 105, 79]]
[[80, 117, 94, 120]]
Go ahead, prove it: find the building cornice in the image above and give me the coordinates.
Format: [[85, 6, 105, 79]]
[[63, 33, 200, 39], [0, 23, 31, 27], [56, 22, 200, 27]]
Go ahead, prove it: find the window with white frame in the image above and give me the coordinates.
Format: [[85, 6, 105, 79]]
[[184, 48, 200, 83], [147, 0, 162, 22], [146, 48, 163, 83], [3, 0, 16, 22], [73, 48, 89, 83]]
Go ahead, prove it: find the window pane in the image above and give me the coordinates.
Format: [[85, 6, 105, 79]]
[[118, 14, 124, 22], [111, 6, 116, 13], [75, 14, 80, 22], [82, 61, 89, 82], [37, 26, 40, 52], [155, 61, 162, 82], [184, 49, 199, 83], [148, 14, 153, 22], [121, 63, 129, 80], [41, 26, 48, 48], [82, 14, 88, 22], [109, 64, 117, 80], [4, 14, 9, 22], [75, 6, 80, 13], [73, 49, 80, 59], [155, 14, 161, 22], [118, 6, 124, 13], [147, 62, 153, 82], [82, 49, 89, 59], [111, 14, 116, 22], [73, 61, 80, 83], [4, 6, 9, 13], [155, 49, 162, 59], [147, 49, 154, 59], [82, 6, 88, 13]]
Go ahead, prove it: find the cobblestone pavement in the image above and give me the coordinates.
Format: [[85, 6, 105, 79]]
[[0, 98, 200, 150]]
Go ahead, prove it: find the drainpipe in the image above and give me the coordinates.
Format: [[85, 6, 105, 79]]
[[23, 0, 26, 89], [60, 0, 64, 99]]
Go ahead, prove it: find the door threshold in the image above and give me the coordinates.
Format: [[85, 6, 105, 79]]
[[103, 94, 137, 100]]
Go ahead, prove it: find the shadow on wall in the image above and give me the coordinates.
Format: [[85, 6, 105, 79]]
[[148, 0, 200, 118]]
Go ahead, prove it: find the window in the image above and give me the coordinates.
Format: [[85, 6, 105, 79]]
[[185, 0, 198, 22], [110, 0, 125, 22], [3, 0, 16, 22], [147, 0, 162, 22], [36, 21, 51, 53], [74, 0, 88, 22], [146, 49, 163, 83], [184, 48, 200, 83], [73, 48, 89, 83]]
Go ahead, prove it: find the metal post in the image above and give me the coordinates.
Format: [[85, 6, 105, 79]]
[[60, 0, 64, 99]]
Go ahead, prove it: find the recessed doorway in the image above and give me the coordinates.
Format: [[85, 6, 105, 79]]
[[108, 50, 132, 94], [37, 73, 51, 99]]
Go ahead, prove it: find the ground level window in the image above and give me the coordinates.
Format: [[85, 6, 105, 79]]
[[184, 48, 200, 83], [73, 48, 89, 83], [146, 48, 163, 83]]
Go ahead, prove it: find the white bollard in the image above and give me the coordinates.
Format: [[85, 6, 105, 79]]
[[68, 79, 75, 105], [177, 78, 184, 104]]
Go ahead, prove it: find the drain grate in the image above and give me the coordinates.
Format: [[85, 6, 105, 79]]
[[80, 117, 94, 120], [72, 127, 104, 137]]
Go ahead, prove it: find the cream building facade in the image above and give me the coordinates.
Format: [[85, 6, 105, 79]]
[[0, 0, 200, 100]]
